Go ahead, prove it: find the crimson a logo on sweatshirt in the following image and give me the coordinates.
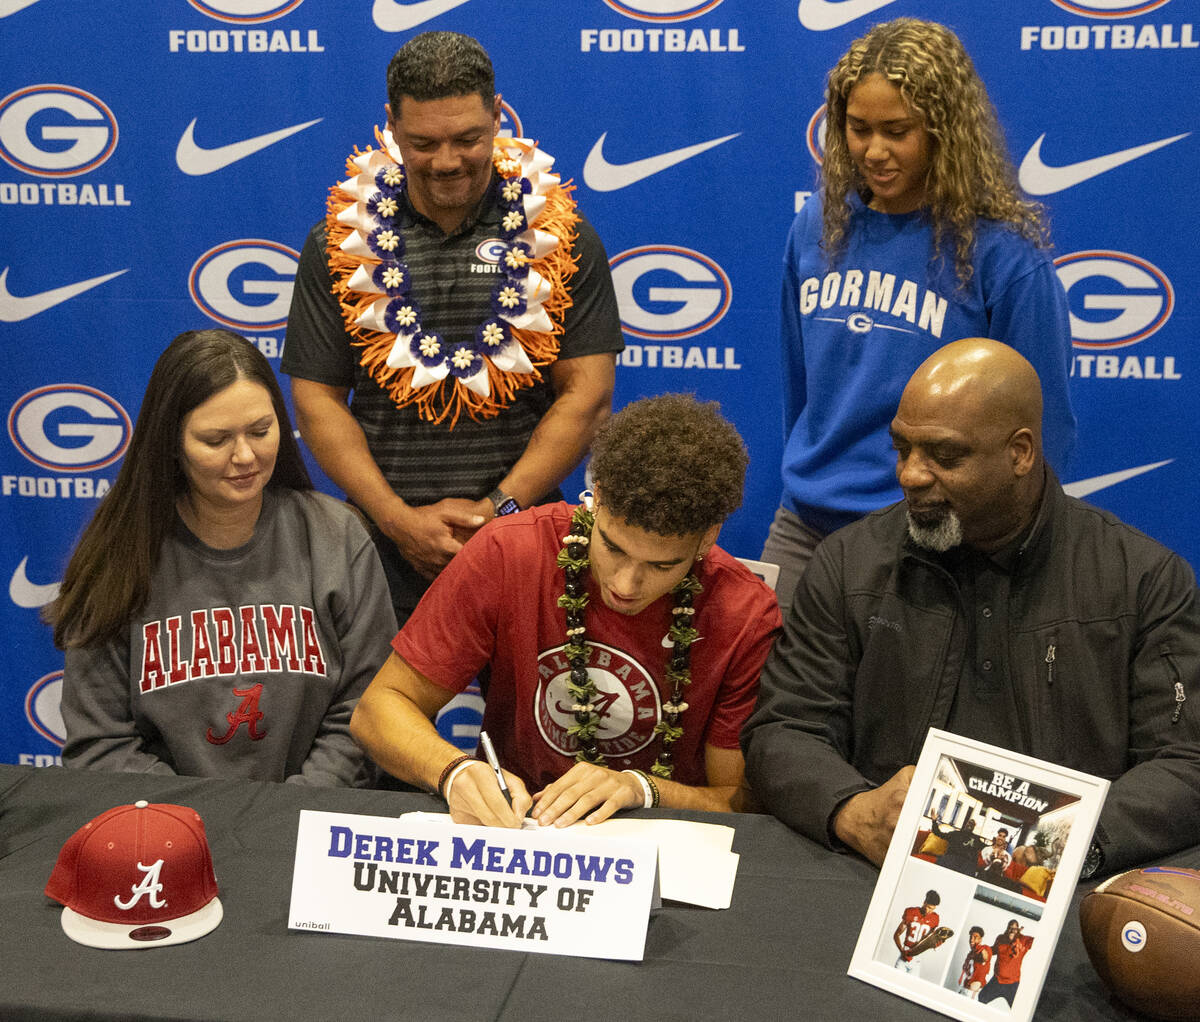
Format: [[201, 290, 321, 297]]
[[534, 641, 661, 759]]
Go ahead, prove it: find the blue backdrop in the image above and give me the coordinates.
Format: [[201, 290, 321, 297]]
[[2, 0, 1196, 766]]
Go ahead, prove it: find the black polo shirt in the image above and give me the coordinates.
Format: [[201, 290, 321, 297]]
[[283, 175, 623, 507]]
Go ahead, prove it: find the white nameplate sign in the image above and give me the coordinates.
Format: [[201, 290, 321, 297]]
[[288, 810, 659, 960]]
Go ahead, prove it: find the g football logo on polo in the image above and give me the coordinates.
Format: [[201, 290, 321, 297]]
[[475, 239, 507, 263], [1055, 250, 1174, 349], [187, 0, 304, 22], [189, 240, 298, 331], [25, 670, 65, 747], [1049, 0, 1172, 17], [8, 385, 131, 472], [602, 0, 725, 21], [610, 245, 731, 340], [807, 104, 827, 164], [0, 85, 117, 177], [535, 642, 661, 759]]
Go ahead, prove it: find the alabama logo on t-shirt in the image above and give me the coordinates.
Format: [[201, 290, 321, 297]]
[[533, 641, 661, 759]]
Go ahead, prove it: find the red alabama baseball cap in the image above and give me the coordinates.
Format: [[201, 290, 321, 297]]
[[45, 800, 222, 949]]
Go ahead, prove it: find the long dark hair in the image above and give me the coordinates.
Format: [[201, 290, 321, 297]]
[[46, 329, 311, 648]]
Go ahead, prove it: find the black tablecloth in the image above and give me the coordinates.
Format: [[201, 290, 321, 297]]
[[0, 764, 1163, 1021]]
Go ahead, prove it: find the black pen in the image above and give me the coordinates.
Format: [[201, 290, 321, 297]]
[[478, 730, 513, 807]]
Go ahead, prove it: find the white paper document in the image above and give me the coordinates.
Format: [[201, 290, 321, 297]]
[[401, 812, 739, 909]]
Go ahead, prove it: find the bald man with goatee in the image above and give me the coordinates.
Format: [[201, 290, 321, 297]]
[[743, 338, 1200, 879]]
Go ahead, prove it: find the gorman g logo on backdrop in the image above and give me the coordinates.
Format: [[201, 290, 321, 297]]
[[25, 671, 65, 748], [609, 245, 731, 341], [8, 385, 131, 472], [187, 0, 305, 22], [1054, 250, 1174, 349], [0, 84, 117, 177], [806, 104, 827, 164], [188, 240, 299, 332], [602, 0, 725, 23], [1048, 0, 1172, 18]]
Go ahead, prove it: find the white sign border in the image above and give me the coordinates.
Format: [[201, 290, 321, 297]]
[[287, 809, 659, 961], [848, 729, 1109, 1022]]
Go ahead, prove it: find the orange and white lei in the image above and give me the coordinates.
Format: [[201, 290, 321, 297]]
[[324, 129, 580, 427]]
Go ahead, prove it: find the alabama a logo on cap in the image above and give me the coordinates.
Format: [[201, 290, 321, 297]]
[[45, 800, 223, 949], [114, 859, 168, 910]]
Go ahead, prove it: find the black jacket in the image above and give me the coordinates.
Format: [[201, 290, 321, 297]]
[[743, 473, 1200, 873]]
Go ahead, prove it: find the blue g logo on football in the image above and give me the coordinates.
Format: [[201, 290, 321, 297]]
[[189, 240, 299, 331], [602, 0, 725, 22], [187, 0, 305, 22], [0, 84, 118, 178], [610, 245, 732, 341], [25, 671, 65, 747], [1055, 250, 1174, 349], [8, 385, 131, 472], [1050, 0, 1172, 18], [1120, 919, 1147, 953]]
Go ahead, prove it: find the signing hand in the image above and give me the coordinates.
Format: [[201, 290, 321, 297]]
[[446, 761, 532, 829], [833, 764, 915, 866], [530, 762, 643, 828]]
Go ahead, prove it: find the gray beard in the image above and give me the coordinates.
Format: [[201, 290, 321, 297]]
[[906, 508, 964, 552]]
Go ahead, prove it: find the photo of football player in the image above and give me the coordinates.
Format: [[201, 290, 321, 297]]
[[957, 925, 993, 998], [977, 829, 1013, 883], [893, 889, 949, 977]]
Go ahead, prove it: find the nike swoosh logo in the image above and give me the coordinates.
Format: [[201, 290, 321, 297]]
[[176, 117, 323, 176], [372, 0, 472, 31], [1063, 460, 1173, 499], [0, 0, 44, 17], [1019, 132, 1190, 195], [584, 131, 741, 192], [10, 557, 60, 609], [797, 0, 899, 31], [0, 266, 127, 322]]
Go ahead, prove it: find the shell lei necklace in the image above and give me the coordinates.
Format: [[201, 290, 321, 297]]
[[357, 157, 536, 395], [556, 505, 702, 779], [326, 130, 579, 427]]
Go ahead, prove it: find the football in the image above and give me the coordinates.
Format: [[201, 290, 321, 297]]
[[1079, 866, 1200, 1021]]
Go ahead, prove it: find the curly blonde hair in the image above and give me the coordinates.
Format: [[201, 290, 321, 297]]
[[821, 18, 1048, 287]]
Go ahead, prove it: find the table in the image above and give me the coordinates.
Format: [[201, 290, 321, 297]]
[[0, 764, 1162, 1021]]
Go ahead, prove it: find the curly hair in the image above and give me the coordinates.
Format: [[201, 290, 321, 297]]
[[821, 18, 1048, 287], [387, 31, 494, 110], [589, 394, 747, 537]]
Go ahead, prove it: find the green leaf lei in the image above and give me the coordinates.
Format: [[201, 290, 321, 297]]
[[555, 504, 701, 780]]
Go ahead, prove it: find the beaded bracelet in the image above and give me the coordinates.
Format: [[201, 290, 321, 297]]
[[623, 769, 660, 809], [437, 754, 474, 801], [623, 769, 653, 809], [642, 770, 661, 809]]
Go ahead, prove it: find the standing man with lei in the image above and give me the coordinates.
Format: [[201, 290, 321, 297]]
[[350, 395, 782, 828], [282, 31, 623, 624]]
